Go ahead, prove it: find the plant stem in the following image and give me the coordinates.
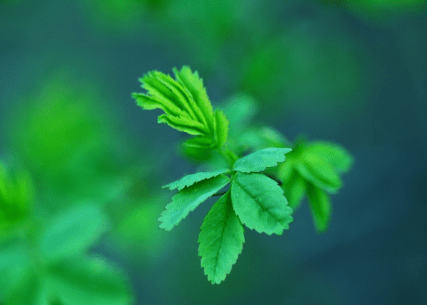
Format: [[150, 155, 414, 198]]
[[218, 148, 238, 168]]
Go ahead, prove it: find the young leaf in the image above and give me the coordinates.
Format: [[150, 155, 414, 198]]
[[47, 257, 132, 305], [133, 66, 230, 149], [173, 66, 215, 132], [133, 67, 214, 137], [306, 183, 332, 233], [157, 114, 208, 136], [39, 204, 109, 262], [231, 172, 293, 235], [163, 168, 230, 191], [305, 142, 354, 173], [233, 147, 292, 173], [214, 110, 229, 148], [294, 151, 342, 193], [159, 175, 230, 231], [198, 191, 244, 284]]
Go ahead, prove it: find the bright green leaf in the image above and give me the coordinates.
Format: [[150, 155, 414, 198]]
[[134, 66, 238, 154], [133, 66, 216, 138], [163, 169, 230, 191], [39, 204, 109, 262], [231, 172, 293, 235], [47, 257, 132, 305], [306, 183, 332, 233], [214, 110, 229, 148], [198, 191, 244, 284], [132, 92, 183, 117], [159, 175, 230, 231], [295, 151, 342, 193], [233, 148, 292, 173], [157, 114, 208, 136], [173, 66, 215, 132], [147, 71, 203, 121], [306, 142, 354, 173], [183, 136, 215, 148]]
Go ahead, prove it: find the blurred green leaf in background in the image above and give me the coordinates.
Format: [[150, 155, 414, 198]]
[[0, 162, 33, 237], [3, 69, 169, 255], [0, 163, 132, 304]]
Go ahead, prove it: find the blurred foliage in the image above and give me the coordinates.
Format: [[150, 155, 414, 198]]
[[276, 138, 353, 232], [80, 0, 371, 118], [237, 25, 367, 114], [0, 162, 33, 237], [3, 70, 168, 258], [7, 72, 126, 208], [0, 164, 132, 304]]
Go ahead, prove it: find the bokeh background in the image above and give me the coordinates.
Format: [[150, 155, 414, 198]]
[[1, 0, 426, 304]]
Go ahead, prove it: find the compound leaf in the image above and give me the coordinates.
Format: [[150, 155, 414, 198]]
[[47, 257, 132, 305], [306, 183, 332, 233], [198, 191, 244, 284], [305, 142, 354, 173], [40, 204, 109, 262], [134, 66, 230, 150], [233, 148, 292, 173], [133, 67, 215, 138], [159, 175, 230, 231], [295, 151, 342, 193], [163, 169, 230, 191], [231, 172, 293, 235]]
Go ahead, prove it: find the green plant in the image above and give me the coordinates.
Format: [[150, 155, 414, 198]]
[[132, 66, 353, 284], [0, 162, 132, 304]]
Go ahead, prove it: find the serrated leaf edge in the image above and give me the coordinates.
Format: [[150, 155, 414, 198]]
[[198, 192, 245, 284]]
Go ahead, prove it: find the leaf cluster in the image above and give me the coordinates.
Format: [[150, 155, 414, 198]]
[[162, 147, 293, 284], [133, 66, 353, 284], [276, 139, 353, 232], [133, 69, 296, 283], [133, 66, 229, 151], [217, 95, 353, 233]]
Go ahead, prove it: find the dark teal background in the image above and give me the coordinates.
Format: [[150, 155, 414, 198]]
[[1, 0, 426, 304]]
